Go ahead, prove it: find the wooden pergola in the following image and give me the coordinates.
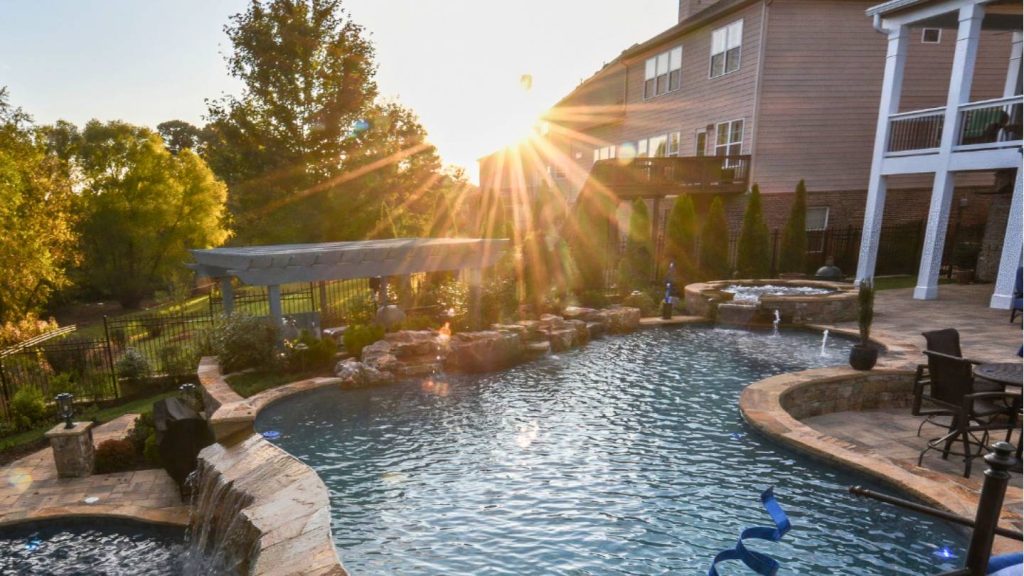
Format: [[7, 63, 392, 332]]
[[189, 238, 509, 329]]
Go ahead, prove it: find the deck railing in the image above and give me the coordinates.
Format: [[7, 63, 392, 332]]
[[887, 107, 945, 153], [590, 155, 751, 195], [955, 96, 1023, 148], [887, 96, 1024, 154]]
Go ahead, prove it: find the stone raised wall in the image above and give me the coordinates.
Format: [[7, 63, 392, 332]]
[[777, 371, 913, 420], [684, 279, 858, 325], [196, 360, 346, 576]]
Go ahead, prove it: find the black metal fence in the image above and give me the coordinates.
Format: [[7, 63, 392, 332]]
[[0, 278, 380, 425]]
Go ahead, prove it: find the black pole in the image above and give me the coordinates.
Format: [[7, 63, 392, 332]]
[[102, 315, 119, 399], [848, 486, 1023, 541], [964, 441, 1017, 575]]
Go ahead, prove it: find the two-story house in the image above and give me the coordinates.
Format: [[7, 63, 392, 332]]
[[480, 0, 1016, 275]]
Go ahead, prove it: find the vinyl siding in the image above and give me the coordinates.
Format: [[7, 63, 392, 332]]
[[617, 2, 763, 158], [752, 0, 1012, 195]]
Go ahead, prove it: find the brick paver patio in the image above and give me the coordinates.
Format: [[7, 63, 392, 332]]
[[831, 283, 1022, 363], [0, 415, 188, 528]]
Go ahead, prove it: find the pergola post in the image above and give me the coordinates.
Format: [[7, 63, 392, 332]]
[[220, 278, 235, 316], [467, 268, 483, 330], [267, 284, 283, 336]]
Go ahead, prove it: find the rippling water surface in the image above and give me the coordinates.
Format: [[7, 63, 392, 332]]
[[258, 326, 966, 575], [0, 519, 183, 575]]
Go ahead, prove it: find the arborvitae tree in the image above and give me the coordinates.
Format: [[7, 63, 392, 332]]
[[779, 179, 808, 274], [699, 196, 731, 280], [618, 199, 653, 291], [664, 194, 698, 284], [736, 184, 771, 278], [566, 190, 612, 292]]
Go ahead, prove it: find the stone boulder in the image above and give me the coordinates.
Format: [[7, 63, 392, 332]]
[[384, 330, 443, 359], [334, 358, 393, 389], [562, 306, 597, 321], [361, 340, 399, 373], [445, 330, 524, 373], [603, 307, 641, 333], [567, 319, 589, 346], [547, 328, 576, 352]]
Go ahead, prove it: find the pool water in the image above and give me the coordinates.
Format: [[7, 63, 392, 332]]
[[0, 518, 183, 575], [257, 326, 966, 575]]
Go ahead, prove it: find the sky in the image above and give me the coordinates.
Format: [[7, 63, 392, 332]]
[[0, 0, 676, 183]]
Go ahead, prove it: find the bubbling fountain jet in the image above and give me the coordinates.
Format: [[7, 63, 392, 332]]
[[820, 329, 830, 357]]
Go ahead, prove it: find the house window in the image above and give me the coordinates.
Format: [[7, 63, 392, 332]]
[[715, 119, 744, 157], [644, 46, 683, 99], [649, 135, 668, 157], [806, 207, 829, 252], [667, 131, 681, 156], [710, 20, 743, 78], [921, 28, 941, 43], [695, 131, 707, 156], [594, 145, 616, 162], [638, 139, 649, 157]]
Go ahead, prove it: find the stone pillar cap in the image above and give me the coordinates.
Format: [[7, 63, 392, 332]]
[[45, 421, 96, 438]]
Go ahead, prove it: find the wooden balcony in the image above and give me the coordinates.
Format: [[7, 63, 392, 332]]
[[586, 155, 751, 200]]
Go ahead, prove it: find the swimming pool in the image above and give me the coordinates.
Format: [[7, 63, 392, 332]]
[[0, 518, 184, 575], [257, 326, 965, 575]]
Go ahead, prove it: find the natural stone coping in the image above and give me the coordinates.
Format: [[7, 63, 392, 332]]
[[199, 357, 342, 443], [0, 414, 188, 530], [638, 315, 707, 326], [739, 366, 1023, 553]]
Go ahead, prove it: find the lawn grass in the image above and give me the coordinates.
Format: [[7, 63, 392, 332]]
[[0, 390, 177, 465], [872, 275, 954, 291], [226, 369, 328, 398]]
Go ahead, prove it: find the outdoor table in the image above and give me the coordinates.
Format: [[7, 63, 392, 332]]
[[974, 362, 1023, 466]]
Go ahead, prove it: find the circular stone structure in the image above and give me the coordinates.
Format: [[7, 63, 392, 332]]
[[684, 279, 858, 325]]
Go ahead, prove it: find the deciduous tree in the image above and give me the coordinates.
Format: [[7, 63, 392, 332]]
[[0, 89, 78, 322], [203, 0, 377, 243], [71, 121, 230, 308]]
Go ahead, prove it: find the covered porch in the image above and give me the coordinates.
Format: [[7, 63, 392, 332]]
[[856, 0, 1022, 308]]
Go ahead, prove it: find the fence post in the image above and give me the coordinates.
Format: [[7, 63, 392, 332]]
[[0, 358, 10, 411], [103, 315, 119, 399]]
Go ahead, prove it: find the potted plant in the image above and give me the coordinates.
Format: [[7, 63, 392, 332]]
[[849, 279, 877, 370]]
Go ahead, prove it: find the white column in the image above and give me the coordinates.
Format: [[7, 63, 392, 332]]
[[857, 25, 909, 284], [267, 284, 283, 337], [914, 4, 984, 300], [1003, 31, 1022, 98], [990, 167, 1022, 309], [219, 278, 234, 316]]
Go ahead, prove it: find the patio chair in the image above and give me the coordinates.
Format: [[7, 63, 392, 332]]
[[917, 350, 1019, 478], [913, 329, 975, 436], [1010, 266, 1022, 323]]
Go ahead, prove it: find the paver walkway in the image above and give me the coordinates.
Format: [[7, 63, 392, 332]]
[[0, 415, 188, 528], [830, 283, 1022, 363]]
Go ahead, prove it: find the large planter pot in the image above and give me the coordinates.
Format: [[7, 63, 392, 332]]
[[660, 301, 673, 320], [849, 344, 878, 371]]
